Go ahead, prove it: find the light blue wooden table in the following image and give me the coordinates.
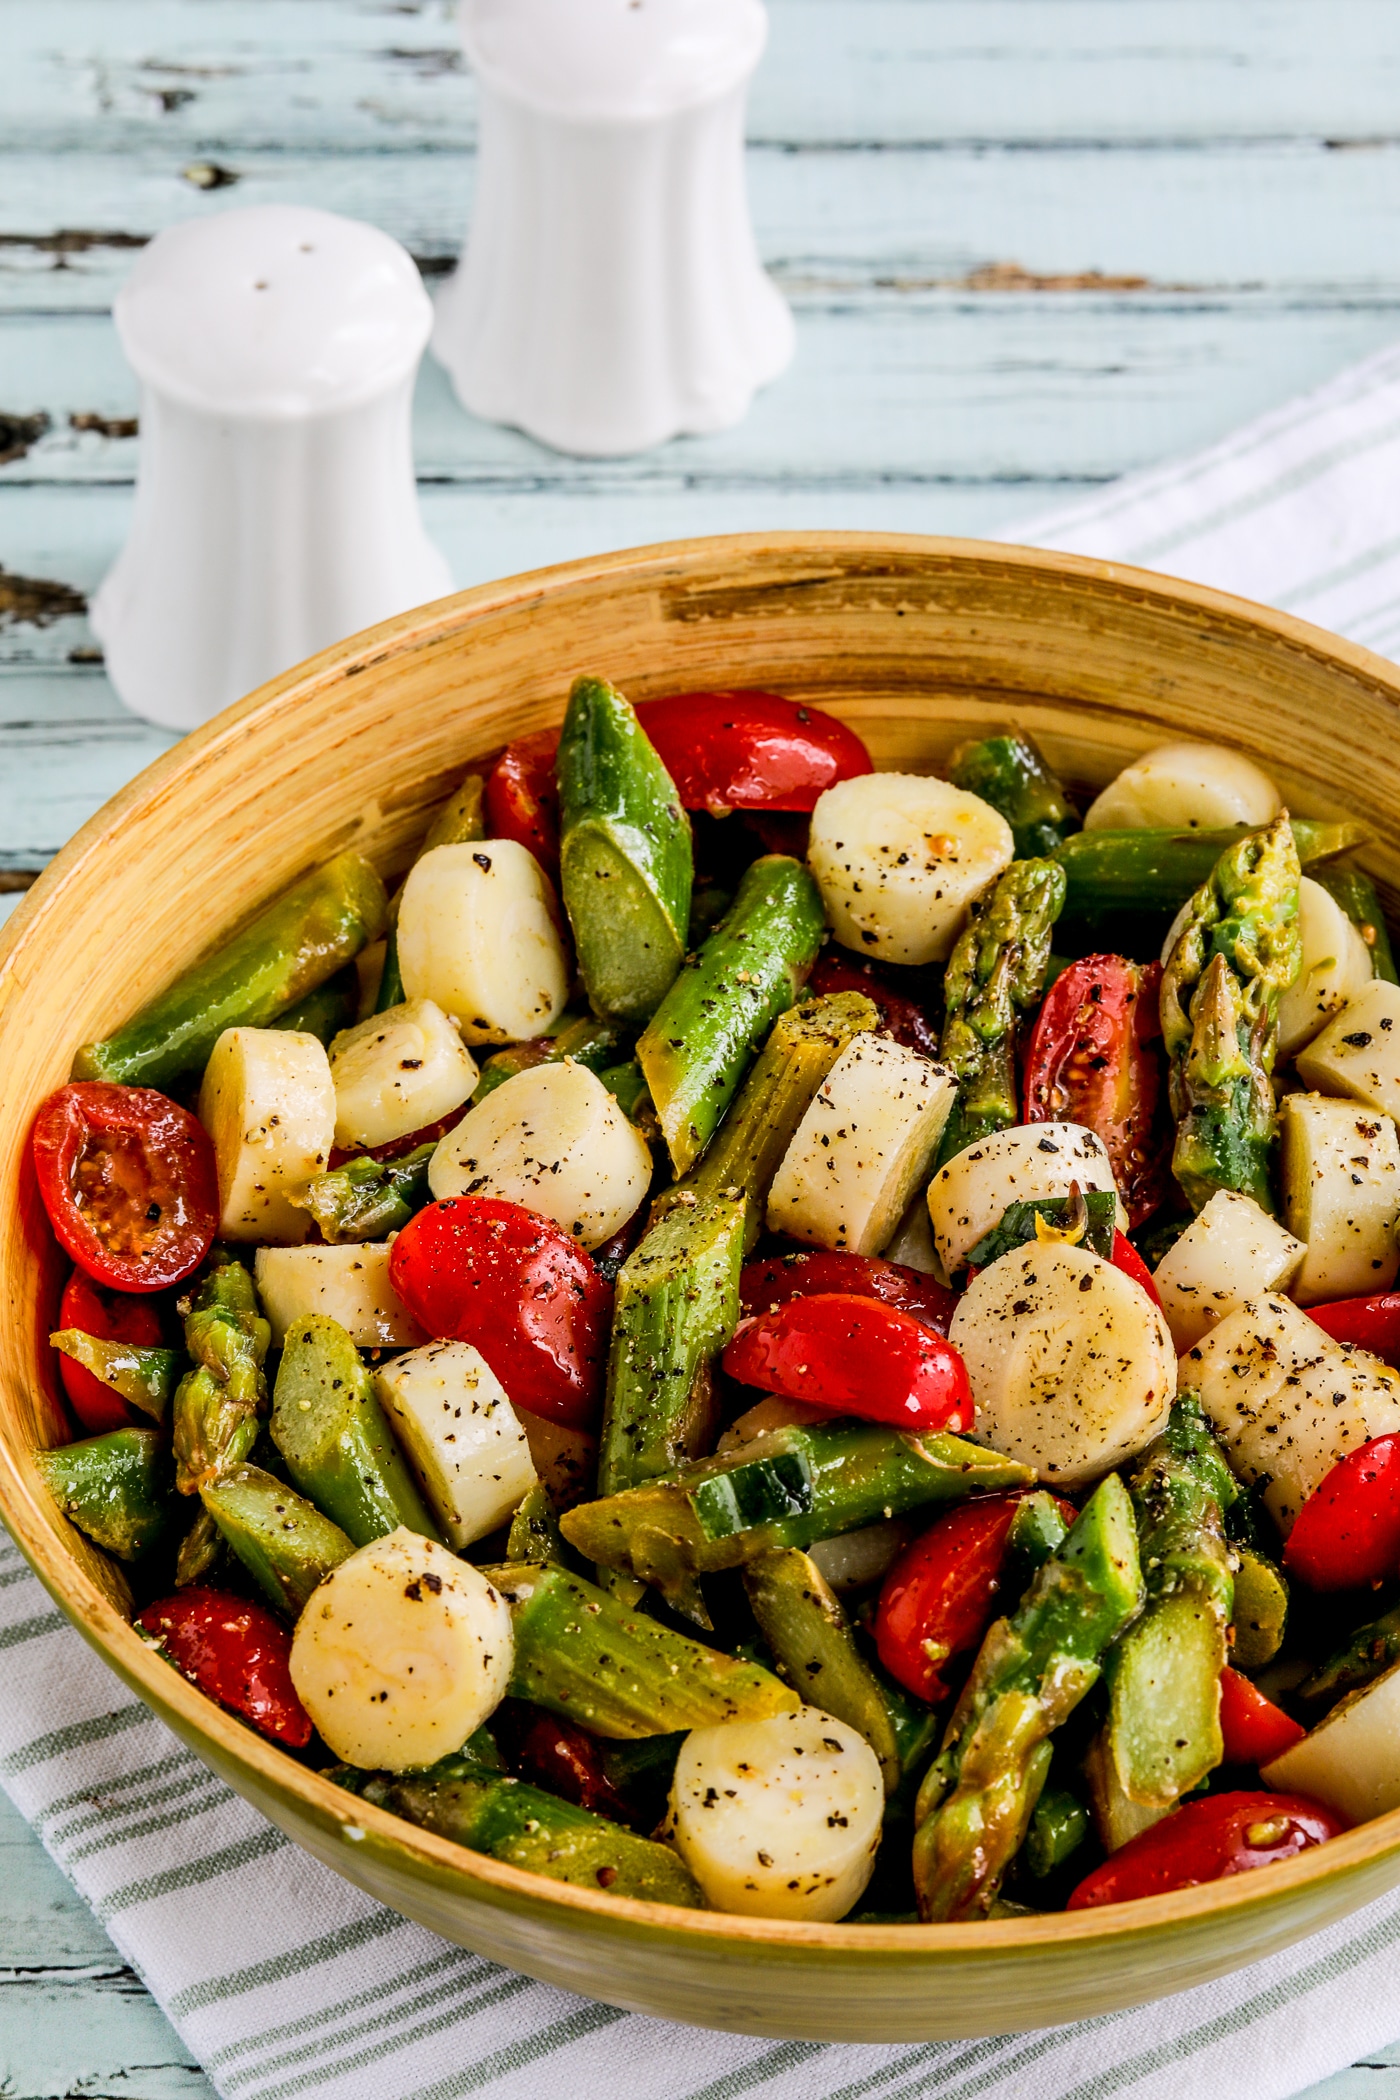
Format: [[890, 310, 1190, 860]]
[[6, 2, 1400, 2091]]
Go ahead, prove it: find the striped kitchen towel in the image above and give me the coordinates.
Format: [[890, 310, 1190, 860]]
[[13, 339, 1400, 2100]]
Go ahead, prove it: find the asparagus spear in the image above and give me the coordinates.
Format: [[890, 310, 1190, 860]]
[[964, 1189, 1118, 1269], [558, 675, 693, 1021], [349, 1754, 704, 1906], [1315, 866, 1398, 985], [200, 1463, 355, 1615], [597, 1192, 746, 1503], [1025, 1785, 1090, 1879], [506, 1481, 566, 1566], [49, 1332, 181, 1425], [271, 1315, 444, 1546], [472, 1013, 630, 1104], [911, 1472, 1143, 1921], [271, 964, 358, 1046], [422, 771, 486, 853], [290, 1144, 434, 1245], [1301, 1598, 1400, 1708], [742, 1548, 903, 1792], [948, 732, 1080, 859], [35, 1429, 174, 1561], [1160, 812, 1302, 1212], [73, 853, 388, 1088], [373, 930, 406, 1015], [1231, 1544, 1288, 1671], [653, 990, 877, 1251], [1096, 1394, 1234, 1816], [563, 1423, 1034, 1610], [636, 856, 826, 1178], [1054, 818, 1366, 921], [489, 1562, 797, 1736], [936, 857, 1067, 1166], [171, 1254, 271, 1497]]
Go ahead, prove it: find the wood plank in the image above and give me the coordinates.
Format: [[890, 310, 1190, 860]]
[[0, 1793, 213, 2100], [6, 0, 1400, 153], [8, 140, 1400, 320], [6, 298, 1400, 494]]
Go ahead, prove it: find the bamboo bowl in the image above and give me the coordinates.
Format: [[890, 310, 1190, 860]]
[[4, 533, 1400, 2042]]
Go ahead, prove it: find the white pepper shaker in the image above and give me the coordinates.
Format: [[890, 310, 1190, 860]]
[[432, 0, 794, 457], [92, 204, 452, 732]]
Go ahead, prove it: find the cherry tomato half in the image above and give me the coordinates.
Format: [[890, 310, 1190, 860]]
[[505, 1708, 635, 1824], [1307, 1293, 1400, 1366], [1024, 956, 1168, 1230], [806, 950, 941, 1058], [721, 1292, 973, 1433], [136, 1587, 312, 1748], [740, 1251, 956, 1334], [388, 1197, 611, 1427], [1067, 1792, 1346, 1910], [634, 691, 872, 815], [1283, 1433, 1400, 1591], [1109, 1231, 1164, 1313], [484, 728, 561, 877], [1218, 1666, 1307, 1768], [57, 1269, 167, 1435], [875, 1492, 1072, 1702], [31, 1083, 218, 1293]]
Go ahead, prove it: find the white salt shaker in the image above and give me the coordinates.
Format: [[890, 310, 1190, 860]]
[[432, 0, 794, 457], [92, 205, 452, 732]]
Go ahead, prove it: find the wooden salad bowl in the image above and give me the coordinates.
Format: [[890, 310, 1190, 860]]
[[4, 533, 1400, 2041]]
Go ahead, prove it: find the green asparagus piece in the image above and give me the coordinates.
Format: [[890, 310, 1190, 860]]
[[1301, 1598, 1400, 1708], [936, 857, 1067, 1167], [490, 1562, 798, 1737], [1054, 818, 1369, 921], [564, 1424, 1035, 1609], [1004, 1489, 1074, 1590], [472, 1014, 630, 1104], [964, 1190, 1118, 1270], [597, 1059, 657, 1132], [422, 771, 486, 853], [49, 1331, 181, 1425], [558, 675, 693, 1021], [171, 1254, 271, 1496], [1231, 1545, 1289, 1671], [743, 1548, 903, 1792], [1100, 1395, 1234, 1811], [354, 1754, 704, 1907], [654, 990, 878, 1253], [948, 732, 1080, 859], [35, 1429, 174, 1561], [271, 964, 359, 1046], [73, 853, 388, 1089], [271, 1316, 443, 1546], [636, 856, 827, 1177], [1316, 866, 1399, 984], [597, 1192, 746, 1502], [911, 1472, 1143, 1921], [175, 1506, 223, 1588], [200, 1463, 355, 1615], [291, 1144, 435, 1245], [1025, 1786, 1090, 1879], [373, 927, 406, 1014], [507, 1482, 566, 1566], [1160, 812, 1303, 1212]]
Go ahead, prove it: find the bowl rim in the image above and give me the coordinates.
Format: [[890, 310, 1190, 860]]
[[7, 526, 1400, 1961]]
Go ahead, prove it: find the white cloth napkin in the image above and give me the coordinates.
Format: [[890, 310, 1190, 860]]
[[11, 342, 1400, 2100]]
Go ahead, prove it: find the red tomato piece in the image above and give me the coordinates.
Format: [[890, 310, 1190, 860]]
[[327, 1111, 462, 1171], [1109, 1231, 1165, 1312], [484, 728, 561, 877], [31, 1083, 218, 1293], [876, 1494, 1030, 1702], [1067, 1791, 1347, 1910], [740, 1251, 956, 1334], [1307, 1293, 1400, 1366], [1283, 1433, 1400, 1591], [1219, 1666, 1307, 1767], [721, 1292, 972, 1434], [510, 1711, 635, 1824], [634, 691, 872, 815], [388, 1197, 611, 1427], [56, 1269, 167, 1434], [136, 1587, 313, 1748], [806, 950, 940, 1058], [1024, 956, 1168, 1230]]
